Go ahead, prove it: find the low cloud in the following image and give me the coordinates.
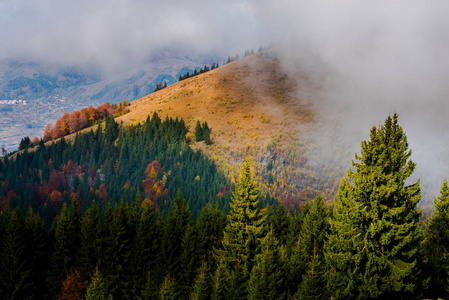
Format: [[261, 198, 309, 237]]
[[0, 0, 264, 70], [250, 0, 449, 202]]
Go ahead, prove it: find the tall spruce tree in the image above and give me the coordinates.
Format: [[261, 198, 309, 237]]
[[0, 208, 29, 299], [47, 199, 82, 298], [425, 178, 449, 299], [194, 121, 203, 142], [215, 156, 265, 297], [210, 259, 230, 300], [190, 260, 211, 300], [325, 113, 423, 299], [294, 193, 328, 299], [247, 230, 286, 300], [79, 200, 102, 281], [24, 208, 50, 299], [202, 122, 212, 145], [85, 267, 110, 300]]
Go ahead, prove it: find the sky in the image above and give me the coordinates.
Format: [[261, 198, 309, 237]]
[[0, 0, 263, 69], [1, 0, 449, 201]]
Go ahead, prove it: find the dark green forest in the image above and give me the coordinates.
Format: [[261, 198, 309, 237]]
[[0, 113, 234, 222], [1, 113, 449, 299]]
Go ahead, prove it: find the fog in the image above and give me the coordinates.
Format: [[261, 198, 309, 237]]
[[250, 0, 449, 203], [1, 0, 449, 202], [0, 0, 262, 72]]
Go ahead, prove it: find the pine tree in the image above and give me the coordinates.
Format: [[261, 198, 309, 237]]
[[47, 199, 82, 298], [131, 200, 158, 295], [179, 223, 199, 298], [295, 250, 325, 300], [211, 259, 230, 300], [159, 275, 178, 300], [0, 208, 29, 299], [215, 156, 265, 296], [273, 203, 290, 245], [190, 260, 211, 300], [196, 204, 227, 267], [325, 113, 423, 299], [202, 121, 212, 145], [425, 178, 449, 298], [85, 267, 111, 300], [141, 271, 159, 300], [106, 201, 134, 299], [247, 230, 286, 300], [160, 191, 193, 277], [24, 207, 51, 299], [293, 194, 328, 297], [194, 121, 203, 142], [79, 200, 102, 281]]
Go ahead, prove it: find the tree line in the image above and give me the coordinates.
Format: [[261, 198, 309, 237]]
[[16, 101, 131, 154], [178, 64, 219, 82]]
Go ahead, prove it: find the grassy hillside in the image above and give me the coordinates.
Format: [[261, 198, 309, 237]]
[[115, 52, 343, 208], [11, 51, 351, 208]]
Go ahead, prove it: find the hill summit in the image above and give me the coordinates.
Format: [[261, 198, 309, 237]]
[[114, 52, 340, 207]]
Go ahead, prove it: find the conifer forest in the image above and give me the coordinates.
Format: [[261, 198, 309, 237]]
[[1, 113, 448, 299]]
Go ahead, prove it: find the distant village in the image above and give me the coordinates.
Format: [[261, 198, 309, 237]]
[[0, 99, 27, 105]]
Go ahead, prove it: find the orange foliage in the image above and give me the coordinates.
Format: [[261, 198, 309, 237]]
[[47, 170, 67, 192], [50, 191, 63, 209], [60, 112, 70, 135], [145, 161, 162, 178], [67, 111, 80, 133], [58, 269, 86, 300], [97, 183, 108, 200], [52, 119, 65, 140], [65, 160, 75, 175], [43, 124, 53, 142], [142, 197, 159, 210], [43, 102, 119, 141], [149, 167, 157, 181], [76, 166, 82, 176]]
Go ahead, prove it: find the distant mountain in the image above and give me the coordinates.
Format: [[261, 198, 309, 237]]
[[0, 52, 219, 150]]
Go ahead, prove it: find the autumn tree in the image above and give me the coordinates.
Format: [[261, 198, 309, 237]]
[[68, 111, 81, 133], [58, 269, 86, 300], [325, 113, 423, 299], [43, 124, 53, 142]]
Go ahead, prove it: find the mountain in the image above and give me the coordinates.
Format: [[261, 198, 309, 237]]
[[9, 51, 353, 208], [0, 52, 218, 151], [109, 51, 343, 207]]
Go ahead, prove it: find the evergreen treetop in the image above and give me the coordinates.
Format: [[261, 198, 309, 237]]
[[325, 113, 423, 299], [425, 178, 449, 298], [217, 156, 265, 275]]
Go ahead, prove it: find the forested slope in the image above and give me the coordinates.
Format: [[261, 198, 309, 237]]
[[0, 114, 235, 221]]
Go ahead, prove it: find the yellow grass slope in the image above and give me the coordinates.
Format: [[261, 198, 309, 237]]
[[115, 52, 325, 204]]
